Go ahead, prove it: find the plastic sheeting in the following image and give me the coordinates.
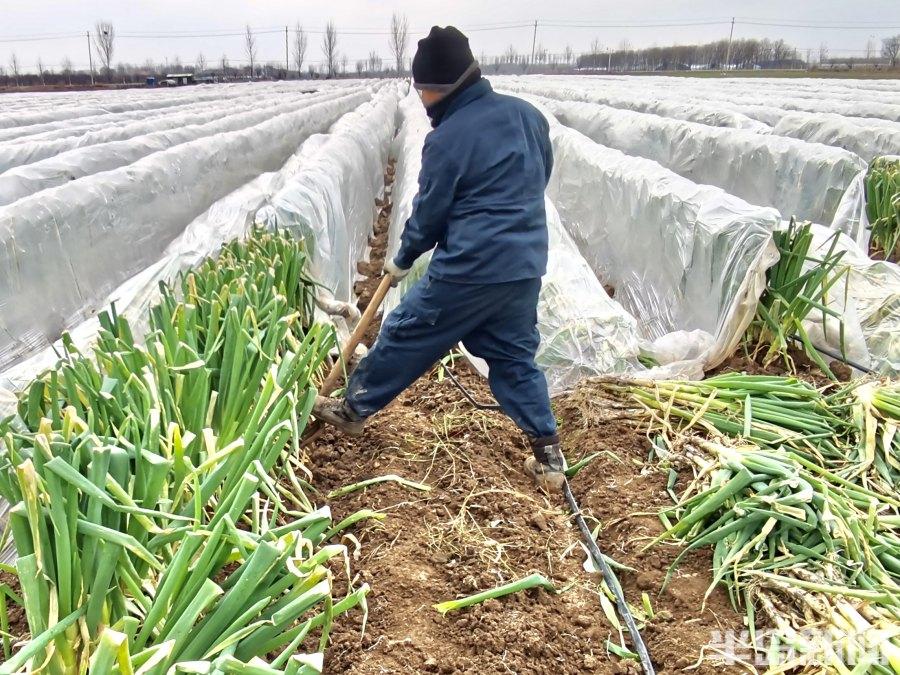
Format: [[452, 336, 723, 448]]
[[531, 95, 866, 225], [256, 86, 399, 305], [542, 107, 781, 373], [383, 91, 642, 394], [0, 86, 398, 413], [771, 113, 900, 163], [0, 89, 353, 206], [0, 90, 328, 173], [0, 88, 370, 372], [0, 82, 326, 129], [497, 77, 772, 133], [0, 88, 262, 143], [579, 76, 900, 121], [803, 224, 900, 377], [831, 155, 900, 252]]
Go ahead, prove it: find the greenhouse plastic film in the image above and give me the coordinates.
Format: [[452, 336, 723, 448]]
[[0, 89, 353, 206], [256, 87, 399, 304], [498, 77, 772, 134], [803, 224, 900, 377], [384, 90, 643, 395], [771, 113, 900, 164], [832, 155, 900, 252], [543, 114, 781, 373], [539, 96, 866, 225], [0, 89, 327, 174], [0, 81, 339, 130], [0, 86, 399, 418], [0, 82, 331, 143], [0, 88, 370, 372]]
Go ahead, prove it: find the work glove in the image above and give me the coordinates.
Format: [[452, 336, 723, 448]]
[[383, 258, 411, 287]]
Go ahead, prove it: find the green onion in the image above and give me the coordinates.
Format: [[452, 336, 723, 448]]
[[433, 573, 558, 615]]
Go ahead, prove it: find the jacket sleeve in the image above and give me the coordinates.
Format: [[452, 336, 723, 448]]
[[394, 136, 460, 270], [540, 117, 554, 185]]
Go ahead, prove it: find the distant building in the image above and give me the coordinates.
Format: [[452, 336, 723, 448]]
[[164, 73, 195, 86]]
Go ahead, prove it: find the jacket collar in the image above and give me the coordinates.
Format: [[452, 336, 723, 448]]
[[427, 77, 492, 128]]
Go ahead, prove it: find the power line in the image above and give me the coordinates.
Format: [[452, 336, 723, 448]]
[[3, 17, 899, 44]]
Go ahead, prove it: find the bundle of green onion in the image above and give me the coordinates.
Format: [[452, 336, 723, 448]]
[[746, 219, 848, 379], [866, 156, 900, 262], [0, 230, 369, 673], [599, 374, 900, 672]]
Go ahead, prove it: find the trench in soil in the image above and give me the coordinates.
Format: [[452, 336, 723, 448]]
[[0, 159, 772, 675], [312, 160, 750, 675]]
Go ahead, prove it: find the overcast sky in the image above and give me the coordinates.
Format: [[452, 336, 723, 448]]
[[3, 1, 899, 73]]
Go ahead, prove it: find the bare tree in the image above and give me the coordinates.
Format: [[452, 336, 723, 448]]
[[195, 53, 207, 75], [293, 24, 308, 77], [504, 44, 518, 64], [322, 21, 339, 78], [590, 37, 602, 54], [356, 60, 364, 76], [563, 45, 574, 65], [245, 25, 257, 79], [819, 42, 829, 65], [61, 56, 73, 85], [368, 50, 382, 73], [220, 54, 229, 77], [883, 35, 900, 68], [389, 12, 408, 75], [866, 39, 876, 61], [340, 53, 348, 75], [37, 58, 45, 85], [93, 21, 115, 81], [9, 53, 20, 87], [308, 63, 316, 78]]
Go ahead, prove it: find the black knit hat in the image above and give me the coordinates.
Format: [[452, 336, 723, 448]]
[[412, 26, 478, 91]]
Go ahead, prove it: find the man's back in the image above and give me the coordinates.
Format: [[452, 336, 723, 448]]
[[395, 78, 553, 285]]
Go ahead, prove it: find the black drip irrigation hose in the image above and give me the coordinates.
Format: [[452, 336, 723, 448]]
[[558, 462, 656, 675], [444, 361, 655, 674], [786, 335, 875, 375], [442, 364, 501, 411]]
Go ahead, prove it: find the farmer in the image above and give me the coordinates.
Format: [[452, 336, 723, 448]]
[[313, 26, 564, 489]]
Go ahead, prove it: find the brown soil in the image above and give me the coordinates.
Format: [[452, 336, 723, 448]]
[[0, 570, 27, 662], [313, 369, 747, 674], [312, 163, 747, 674], [712, 344, 850, 386]]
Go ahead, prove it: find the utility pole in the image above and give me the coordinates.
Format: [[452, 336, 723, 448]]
[[723, 17, 735, 73], [285, 26, 289, 77], [87, 31, 95, 85], [530, 20, 538, 67]]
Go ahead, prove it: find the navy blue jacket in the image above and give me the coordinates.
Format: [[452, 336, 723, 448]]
[[394, 79, 553, 284]]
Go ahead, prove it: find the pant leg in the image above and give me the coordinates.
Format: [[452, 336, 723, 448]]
[[346, 275, 483, 417], [461, 278, 557, 439]]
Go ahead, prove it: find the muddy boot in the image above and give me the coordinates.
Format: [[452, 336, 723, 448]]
[[313, 396, 365, 436], [524, 434, 567, 491]]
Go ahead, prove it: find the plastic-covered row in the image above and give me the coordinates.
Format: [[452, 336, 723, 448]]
[[526, 94, 865, 225], [0, 88, 353, 206], [0, 89, 332, 173], [497, 76, 771, 133], [0, 88, 371, 372]]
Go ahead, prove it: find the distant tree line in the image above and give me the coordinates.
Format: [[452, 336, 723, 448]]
[[578, 38, 805, 71]]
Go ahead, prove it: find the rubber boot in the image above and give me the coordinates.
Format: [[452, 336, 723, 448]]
[[523, 434, 567, 491], [312, 396, 365, 436]]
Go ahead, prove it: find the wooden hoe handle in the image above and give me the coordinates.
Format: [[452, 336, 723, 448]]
[[319, 273, 394, 396]]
